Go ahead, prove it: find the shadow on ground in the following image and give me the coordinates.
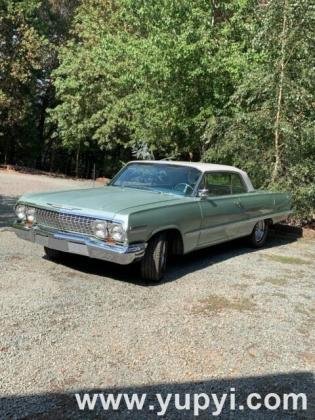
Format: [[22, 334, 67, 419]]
[[49, 230, 300, 285], [0, 372, 313, 418], [0, 195, 17, 228]]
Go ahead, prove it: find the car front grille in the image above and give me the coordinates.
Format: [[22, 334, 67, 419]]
[[35, 208, 95, 236]]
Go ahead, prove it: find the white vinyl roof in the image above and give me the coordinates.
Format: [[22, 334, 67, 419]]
[[130, 160, 254, 191]]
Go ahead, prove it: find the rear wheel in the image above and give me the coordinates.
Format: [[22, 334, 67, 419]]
[[140, 233, 168, 282], [249, 220, 269, 247], [44, 246, 64, 260]]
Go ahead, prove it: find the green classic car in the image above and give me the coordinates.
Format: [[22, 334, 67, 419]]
[[12, 161, 291, 281]]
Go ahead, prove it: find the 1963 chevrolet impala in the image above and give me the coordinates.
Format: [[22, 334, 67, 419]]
[[12, 161, 291, 281]]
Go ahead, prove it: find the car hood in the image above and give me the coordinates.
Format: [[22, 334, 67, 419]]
[[20, 186, 183, 219]]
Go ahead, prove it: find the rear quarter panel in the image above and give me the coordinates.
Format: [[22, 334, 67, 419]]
[[240, 190, 291, 214], [239, 190, 292, 227]]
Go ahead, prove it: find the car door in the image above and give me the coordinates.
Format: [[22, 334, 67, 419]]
[[197, 172, 247, 247]]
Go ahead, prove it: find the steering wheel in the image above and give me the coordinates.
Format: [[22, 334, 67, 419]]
[[173, 183, 194, 194]]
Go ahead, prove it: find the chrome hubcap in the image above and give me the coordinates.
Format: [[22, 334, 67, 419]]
[[255, 220, 266, 242]]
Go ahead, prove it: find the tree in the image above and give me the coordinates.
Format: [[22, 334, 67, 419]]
[[0, 0, 80, 167], [50, 0, 244, 164], [0, 0, 47, 163], [203, 0, 315, 219], [1, 0, 313, 219]]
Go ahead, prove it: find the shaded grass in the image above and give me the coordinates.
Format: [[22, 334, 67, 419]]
[[193, 295, 256, 315], [263, 277, 288, 286], [263, 254, 311, 265], [234, 284, 249, 291], [272, 292, 287, 299], [295, 306, 314, 317]]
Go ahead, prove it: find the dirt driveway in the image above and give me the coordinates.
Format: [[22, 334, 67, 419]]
[[0, 171, 314, 418]]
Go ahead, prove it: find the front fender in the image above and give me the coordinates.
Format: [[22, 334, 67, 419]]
[[126, 200, 202, 253]]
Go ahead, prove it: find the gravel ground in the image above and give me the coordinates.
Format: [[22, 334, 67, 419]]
[[0, 170, 314, 418]]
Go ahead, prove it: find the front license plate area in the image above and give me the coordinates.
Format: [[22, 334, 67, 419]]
[[35, 234, 49, 247], [68, 242, 89, 256], [35, 234, 89, 256]]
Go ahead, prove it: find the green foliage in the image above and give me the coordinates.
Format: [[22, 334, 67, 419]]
[[51, 0, 254, 159], [0, 0, 81, 165], [0, 0, 314, 220], [203, 0, 315, 219], [0, 1, 47, 161]]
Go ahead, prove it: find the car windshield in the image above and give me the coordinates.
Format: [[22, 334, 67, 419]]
[[110, 163, 201, 196]]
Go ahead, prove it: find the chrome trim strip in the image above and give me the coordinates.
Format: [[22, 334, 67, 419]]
[[197, 210, 292, 236]]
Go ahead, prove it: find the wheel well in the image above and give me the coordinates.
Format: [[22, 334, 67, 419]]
[[252, 218, 273, 232], [150, 229, 184, 256]]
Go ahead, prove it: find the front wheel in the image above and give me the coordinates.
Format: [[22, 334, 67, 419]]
[[140, 233, 168, 282], [249, 220, 269, 248]]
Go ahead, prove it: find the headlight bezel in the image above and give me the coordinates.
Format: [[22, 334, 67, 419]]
[[15, 204, 36, 224], [91, 219, 108, 239], [15, 204, 27, 220], [91, 219, 127, 244], [108, 223, 126, 243], [26, 207, 36, 223]]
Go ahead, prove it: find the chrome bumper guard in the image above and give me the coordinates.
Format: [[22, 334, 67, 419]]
[[12, 223, 146, 265]]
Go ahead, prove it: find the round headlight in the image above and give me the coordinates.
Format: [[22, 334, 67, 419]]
[[26, 207, 36, 223], [109, 224, 126, 243], [15, 204, 26, 220], [92, 220, 108, 239]]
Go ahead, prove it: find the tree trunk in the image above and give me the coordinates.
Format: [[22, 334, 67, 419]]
[[272, 0, 288, 182], [75, 142, 81, 178], [4, 142, 8, 165], [38, 89, 50, 170], [49, 146, 56, 173]]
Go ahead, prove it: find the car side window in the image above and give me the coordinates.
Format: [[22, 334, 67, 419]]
[[204, 172, 232, 196], [231, 173, 247, 194], [203, 172, 247, 196]]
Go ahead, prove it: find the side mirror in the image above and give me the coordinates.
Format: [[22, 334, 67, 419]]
[[198, 188, 209, 199]]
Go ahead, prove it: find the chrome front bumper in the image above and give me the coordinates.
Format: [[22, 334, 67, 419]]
[[12, 223, 146, 265]]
